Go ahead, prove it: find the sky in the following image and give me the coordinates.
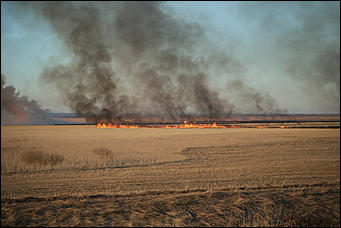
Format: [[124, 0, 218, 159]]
[[1, 1, 340, 114]]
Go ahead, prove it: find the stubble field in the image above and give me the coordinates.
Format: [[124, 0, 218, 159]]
[[1, 124, 340, 226]]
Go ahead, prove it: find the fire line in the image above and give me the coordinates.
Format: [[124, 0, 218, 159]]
[[96, 121, 230, 128]]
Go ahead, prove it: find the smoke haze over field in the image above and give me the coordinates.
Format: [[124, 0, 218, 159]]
[[1, 74, 50, 125], [1, 1, 340, 123], [235, 2, 340, 113]]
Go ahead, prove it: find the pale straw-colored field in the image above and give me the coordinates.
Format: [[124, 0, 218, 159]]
[[1, 125, 340, 226]]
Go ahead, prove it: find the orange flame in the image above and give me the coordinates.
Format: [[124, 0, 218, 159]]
[[96, 122, 290, 129], [96, 123, 139, 128], [96, 121, 230, 129]]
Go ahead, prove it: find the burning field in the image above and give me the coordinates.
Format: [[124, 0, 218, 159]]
[[1, 118, 340, 227], [1, 1, 340, 227]]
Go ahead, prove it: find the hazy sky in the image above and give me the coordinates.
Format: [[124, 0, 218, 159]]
[[1, 1, 340, 114]]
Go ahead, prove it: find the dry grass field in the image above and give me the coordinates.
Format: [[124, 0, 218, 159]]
[[1, 124, 340, 226]]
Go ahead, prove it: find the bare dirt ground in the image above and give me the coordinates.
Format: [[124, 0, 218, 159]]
[[1, 124, 340, 226]]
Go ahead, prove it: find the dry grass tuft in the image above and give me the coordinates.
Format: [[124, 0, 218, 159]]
[[92, 147, 113, 160], [21, 149, 64, 166]]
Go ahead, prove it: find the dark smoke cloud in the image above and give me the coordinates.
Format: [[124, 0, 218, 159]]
[[21, 1, 288, 123], [1, 74, 50, 125]]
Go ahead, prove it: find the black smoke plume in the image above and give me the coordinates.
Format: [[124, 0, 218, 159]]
[[1, 74, 50, 125], [22, 1, 287, 123]]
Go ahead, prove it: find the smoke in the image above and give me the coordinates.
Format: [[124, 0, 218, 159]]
[[21, 1, 289, 123], [279, 2, 340, 112], [226, 80, 284, 114], [1, 74, 50, 125], [234, 1, 340, 113]]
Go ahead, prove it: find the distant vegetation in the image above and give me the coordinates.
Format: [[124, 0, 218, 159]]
[[21, 149, 64, 167]]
